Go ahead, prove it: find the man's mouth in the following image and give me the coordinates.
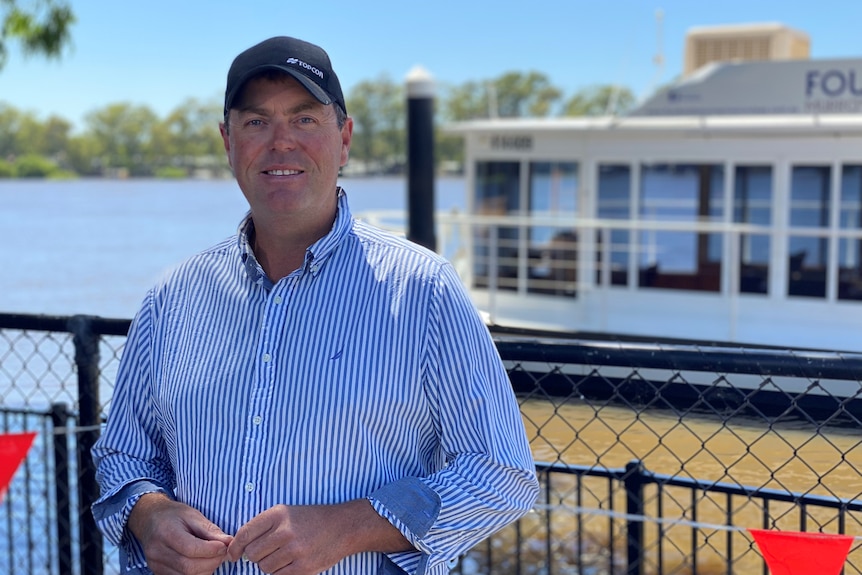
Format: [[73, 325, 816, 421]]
[[264, 169, 302, 176]]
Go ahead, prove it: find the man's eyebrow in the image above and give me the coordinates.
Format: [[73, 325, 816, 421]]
[[236, 104, 270, 116], [284, 100, 328, 115], [236, 100, 324, 116]]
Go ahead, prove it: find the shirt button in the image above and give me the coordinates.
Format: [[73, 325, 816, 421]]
[[310, 264, 319, 273], [273, 295, 283, 304], [245, 482, 255, 492], [262, 353, 271, 362], [252, 415, 262, 425]]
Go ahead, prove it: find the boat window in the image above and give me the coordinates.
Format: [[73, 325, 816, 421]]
[[473, 161, 521, 291], [788, 166, 829, 298], [839, 165, 862, 301], [527, 162, 578, 295], [735, 166, 772, 295], [597, 164, 631, 286], [638, 163, 723, 292]]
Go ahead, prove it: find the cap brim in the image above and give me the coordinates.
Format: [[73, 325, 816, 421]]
[[225, 65, 333, 113]]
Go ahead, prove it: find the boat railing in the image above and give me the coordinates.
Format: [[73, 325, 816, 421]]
[[356, 209, 862, 314]]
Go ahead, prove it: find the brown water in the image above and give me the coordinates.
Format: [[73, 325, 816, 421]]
[[519, 399, 862, 574]]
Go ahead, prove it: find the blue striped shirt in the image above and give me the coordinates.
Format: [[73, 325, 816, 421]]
[[92, 190, 539, 575]]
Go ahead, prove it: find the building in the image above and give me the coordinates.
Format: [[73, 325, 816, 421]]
[[683, 22, 810, 77]]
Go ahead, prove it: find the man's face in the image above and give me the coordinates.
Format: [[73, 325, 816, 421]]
[[220, 75, 352, 227]]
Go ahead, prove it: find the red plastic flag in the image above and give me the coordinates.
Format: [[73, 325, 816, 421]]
[[750, 528, 854, 575], [0, 432, 37, 505]]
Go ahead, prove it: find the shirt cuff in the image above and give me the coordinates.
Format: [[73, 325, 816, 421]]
[[369, 477, 441, 540], [92, 480, 173, 546], [368, 477, 442, 574]]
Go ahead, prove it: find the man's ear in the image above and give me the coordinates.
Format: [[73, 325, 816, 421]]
[[340, 116, 353, 167], [219, 122, 233, 170]]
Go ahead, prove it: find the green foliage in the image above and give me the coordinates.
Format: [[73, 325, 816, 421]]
[[84, 102, 160, 176], [435, 132, 464, 173], [563, 85, 636, 117], [0, 66, 636, 178], [442, 71, 562, 121], [153, 97, 224, 162], [0, 0, 75, 70], [46, 167, 75, 179], [494, 71, 561, 117], [0, 98, 233, 178], [0, 106, 71, 156], [64, 132, 102, 176], [154, 166, 189, 179], [14, 153, 58, 177], [0, 157, 14, 177], [442, 80, 491, 121], [346, 75, 404, 173]]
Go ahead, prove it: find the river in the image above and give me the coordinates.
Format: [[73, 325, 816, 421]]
[[0, 176, 467, 318]]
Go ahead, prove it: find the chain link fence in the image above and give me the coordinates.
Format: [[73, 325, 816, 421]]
[[2, 312, 862, 574], [1, 314, 127, 575]]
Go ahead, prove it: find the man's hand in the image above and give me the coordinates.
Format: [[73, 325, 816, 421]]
[[128, 493, 234, 575], [226, 499, 412, 574]]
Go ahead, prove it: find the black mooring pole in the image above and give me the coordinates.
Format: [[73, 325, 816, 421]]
[[406, 66, 436, 252]]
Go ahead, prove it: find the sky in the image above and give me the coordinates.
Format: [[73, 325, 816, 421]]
[[1, 0, 861, 132]]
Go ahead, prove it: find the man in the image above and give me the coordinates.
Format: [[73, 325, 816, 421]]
[[92, 36, 538, 575]]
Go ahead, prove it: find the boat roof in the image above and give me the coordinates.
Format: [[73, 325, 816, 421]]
[[447, 57, 862, 138], [445, 114, 862, 137]]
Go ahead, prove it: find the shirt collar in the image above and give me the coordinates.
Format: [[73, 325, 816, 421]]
[[237, 187, 353, 287]]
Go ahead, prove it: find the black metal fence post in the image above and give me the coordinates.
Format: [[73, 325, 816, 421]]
[[406, 65, 436, 252], [69, 315, 103, 575], [624, 460, 646, 575], [51, 402, 74, 575]]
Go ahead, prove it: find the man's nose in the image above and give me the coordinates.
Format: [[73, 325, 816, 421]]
[[270, 120, 297, 150]]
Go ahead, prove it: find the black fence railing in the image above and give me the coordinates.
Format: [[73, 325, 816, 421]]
[[1, 313, 129, 575], [3, 312, 862, 575], [501, 459, 862, 575]]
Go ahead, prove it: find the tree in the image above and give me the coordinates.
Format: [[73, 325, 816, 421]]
[[14, 152, 58, 177], [0, 0, 75, 70], [151, 97, 225, 175], [442, 80, 492, 121], [0, 102, 23, 157], [84, 103, 159, 176], [346, 75, 404, 174], [12, 110, 70, 156], [494, 71, 562, 118], [345, 81, 376, 171], [64, 132, 101, 176], [563, 85, 636, 117], [0, 156, 13, 176], [38, 114, 71, 156], [376, 78, 404, 172], [443, 72, 562, 121]]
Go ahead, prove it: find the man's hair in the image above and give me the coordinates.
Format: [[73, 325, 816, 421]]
[[223, 70, 347, 134]]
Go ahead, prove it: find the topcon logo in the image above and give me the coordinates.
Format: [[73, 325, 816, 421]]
[[286, 57, 324, 80]]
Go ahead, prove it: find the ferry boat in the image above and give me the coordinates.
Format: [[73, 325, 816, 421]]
[[368, 57, 862, 354]]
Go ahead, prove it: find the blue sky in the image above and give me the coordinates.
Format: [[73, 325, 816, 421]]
[[1, 0, 860, 131]]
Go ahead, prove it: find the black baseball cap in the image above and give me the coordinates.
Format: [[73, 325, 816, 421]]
[[224, 36, 346, 116]]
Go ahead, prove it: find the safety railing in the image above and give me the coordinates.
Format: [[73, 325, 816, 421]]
[[3, 312, 862, 574]]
